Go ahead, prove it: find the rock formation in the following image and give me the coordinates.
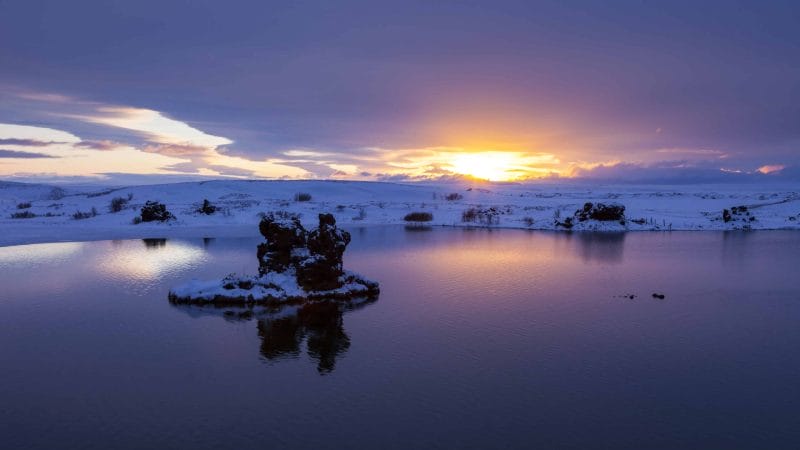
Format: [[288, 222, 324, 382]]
[[169, 213, 379, 304], [574, 202, 626, 223], [140, 201, 174, 222], [555, 202, 626, 229]]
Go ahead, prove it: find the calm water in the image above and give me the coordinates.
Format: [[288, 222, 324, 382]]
[[1, 228, 799, 449]]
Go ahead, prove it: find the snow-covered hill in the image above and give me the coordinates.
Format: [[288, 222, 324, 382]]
[[1, 179, 799, 246]]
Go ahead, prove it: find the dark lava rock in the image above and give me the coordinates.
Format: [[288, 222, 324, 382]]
[[257, 213, 352, 291], [257, 213, 306, 274], [722, 205, 756, 225], [298, 214, 352, 291], [198, 199, 216, 215], [140, 201, 174, 222], [652, 293, 666, 299], [722, 209, 732, 222], [555, 216, 574, 229], [575, 202, 626, 222]]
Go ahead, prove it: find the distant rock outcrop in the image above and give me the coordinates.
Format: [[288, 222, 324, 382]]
[[722, 205, 756, 226], [575, 202, 626, 223], [169, 213, 379, 304], [556, 202, 626, 229], [140, 201, 174, 222]]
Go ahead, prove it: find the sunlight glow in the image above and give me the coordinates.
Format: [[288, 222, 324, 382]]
[[446, 151, 554, 181]]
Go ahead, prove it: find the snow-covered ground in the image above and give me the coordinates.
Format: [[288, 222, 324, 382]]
[[1, 179, 799, 246]]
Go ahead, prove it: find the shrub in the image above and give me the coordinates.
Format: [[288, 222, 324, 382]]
[[444, 193, 463, 201], [404, 211, 433, 222], [48, 187, 66, 200], [10, 211, 36, 219], [461, 207, 499, 225], [140, 201, 174, 222], [198, 199, 217, 215], [16, 202, 32, 209], [294, 192, 312, 202], [522, 217, 534, 227], [72, 207, 98, 220], [462, 208, 478, 222], [353, 208, 367, 221], [109, 196, 129, 213], [555, 216, 574, 229]]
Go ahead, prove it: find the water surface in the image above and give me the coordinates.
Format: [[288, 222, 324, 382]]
[[1, 229, 799, 449]]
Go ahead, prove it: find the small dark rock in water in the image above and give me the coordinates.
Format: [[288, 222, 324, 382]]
[[652, 293, 666, 299]]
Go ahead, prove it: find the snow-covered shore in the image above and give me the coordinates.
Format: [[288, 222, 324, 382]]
[[1, 179, 799, 247]]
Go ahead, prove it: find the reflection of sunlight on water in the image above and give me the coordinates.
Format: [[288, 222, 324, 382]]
[[0, 242, 85, 268], [99, 240, 207, 281]]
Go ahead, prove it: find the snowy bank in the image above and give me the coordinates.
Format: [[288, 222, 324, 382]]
[[1, 179, 799, 246]]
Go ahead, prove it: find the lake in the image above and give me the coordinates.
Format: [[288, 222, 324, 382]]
[[1, 228, 799, 449]]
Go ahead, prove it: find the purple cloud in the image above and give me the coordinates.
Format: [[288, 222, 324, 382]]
[[75, 140, 123, 150], [0, 138, 58, 146], [0, 149, 58, 159]]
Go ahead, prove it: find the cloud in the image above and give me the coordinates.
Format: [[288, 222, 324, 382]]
[[68, 106, 233, 148], [142, 143, 211, 157], [566, 161, 795, 184], [0, 138, 59, 146], [0, 149, 58, 159], [15, 92, 73, 103], [757, 164, 785, 174], [207, 164, 258, 177], [0, 123, 81, 143], [654, 148, 728, 158], [74, 140, 124, 150]]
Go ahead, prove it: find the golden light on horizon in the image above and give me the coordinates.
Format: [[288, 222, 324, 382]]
[[446, 151, 558, 181]]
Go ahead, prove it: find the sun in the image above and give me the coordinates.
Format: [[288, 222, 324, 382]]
[[447, 151, 523, 181]]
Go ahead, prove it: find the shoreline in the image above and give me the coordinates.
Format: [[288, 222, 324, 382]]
[[2, 222, 798, 248], [2, 179, 799, 247]]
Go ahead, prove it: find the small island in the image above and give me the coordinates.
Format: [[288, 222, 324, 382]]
[[169, 213, 379, 304]]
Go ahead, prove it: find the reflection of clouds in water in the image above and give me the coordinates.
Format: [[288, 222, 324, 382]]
[[99, 239, 206, 281], [0, 241, 84, 268], [172, 297, 376, 374]]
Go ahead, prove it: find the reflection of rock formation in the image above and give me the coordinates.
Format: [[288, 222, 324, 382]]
[[576, 232, 625, 263], [143, 238, 167, 248], [172, 296, 376, 374], [258, 301, 353, 373], [169, 213, 379, 303], [556, 232, 626, 263]]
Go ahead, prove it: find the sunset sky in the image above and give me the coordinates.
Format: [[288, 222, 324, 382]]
[[1, 0, 798, 184]]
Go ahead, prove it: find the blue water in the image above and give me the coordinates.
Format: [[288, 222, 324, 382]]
[[1, 228, 799, 449]]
